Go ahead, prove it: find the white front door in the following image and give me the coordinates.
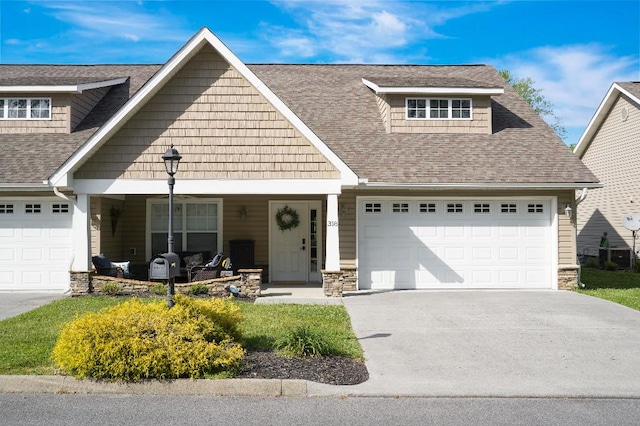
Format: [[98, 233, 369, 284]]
[[270, 201, 322, 283]]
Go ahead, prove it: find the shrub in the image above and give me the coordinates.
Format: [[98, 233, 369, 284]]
[[185, 284, 210, 296], [52, 297, 244, 381], [606, 260, 619, 271], [100, 283, 122, 296], [583, 257, 599, 269], [275, 324, 329, 358], [149, 283, 167, 296], [174, 294, 242, 341]]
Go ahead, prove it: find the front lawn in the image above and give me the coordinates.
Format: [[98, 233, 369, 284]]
[[0, 296, 363, 375], [577, 267, 640, 311]]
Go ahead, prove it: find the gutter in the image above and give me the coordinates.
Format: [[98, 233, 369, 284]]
[[358, 182, 603, 191], [575, 188, 588, 289]]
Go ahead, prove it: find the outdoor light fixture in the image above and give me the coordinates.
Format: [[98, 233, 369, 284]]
[[162, 145, 181, 308], [564, 204, 572, 218], [239, 206, 247, 220]]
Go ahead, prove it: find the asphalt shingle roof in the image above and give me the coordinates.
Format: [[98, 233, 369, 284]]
[[0, 62, 598, 185], [0, 65, 160, 184], [250, 64, 598, 185], [618, 81, 640, 101]]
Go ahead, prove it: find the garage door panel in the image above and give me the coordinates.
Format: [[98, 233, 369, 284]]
[[359, 199, 552, 290], [0, 199, 72, 291]]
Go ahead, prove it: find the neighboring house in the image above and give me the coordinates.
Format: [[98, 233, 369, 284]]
[[574, 82, 640, 267], [0, 27, 598, 293]]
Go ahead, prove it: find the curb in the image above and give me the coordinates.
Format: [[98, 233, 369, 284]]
[[0, 376, 308, 397]]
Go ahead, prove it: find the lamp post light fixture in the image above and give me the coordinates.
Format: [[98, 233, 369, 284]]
[[162, 145, 182, 308]]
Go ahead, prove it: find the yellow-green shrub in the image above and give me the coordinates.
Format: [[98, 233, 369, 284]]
[[52, 297, 244, 381], [174, 294, 243, 341]]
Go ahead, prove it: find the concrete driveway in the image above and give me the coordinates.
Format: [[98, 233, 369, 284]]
[[0, 293, 66, 321], [309, 290, 640, 397]]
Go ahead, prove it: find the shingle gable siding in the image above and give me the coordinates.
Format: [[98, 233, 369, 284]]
[[0, 93, 69, 134], [75, 45, 339, 180], [386, 94, 492, 134], [70, 87, 110, 131], [577, 92, 640, 256]]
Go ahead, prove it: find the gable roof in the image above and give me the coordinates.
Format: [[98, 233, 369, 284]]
[[574, 82, 640, 158], [0, 28, 598, 189], [0, 65, 160, 186], [48, 27, 358, 187]]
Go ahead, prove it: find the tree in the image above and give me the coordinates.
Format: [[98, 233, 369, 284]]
[[500, 69, 566, 140]]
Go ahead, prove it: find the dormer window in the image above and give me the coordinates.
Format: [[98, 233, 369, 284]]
[[406, 98, 472, 120], [0, 98, 51, 120]]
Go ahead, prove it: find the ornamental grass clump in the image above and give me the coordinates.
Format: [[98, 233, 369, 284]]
[[275, 324, 330, 358], [52, 295, 244, 381]]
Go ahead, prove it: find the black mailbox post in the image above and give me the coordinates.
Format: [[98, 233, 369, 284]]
[[149, 253, 181, 280]]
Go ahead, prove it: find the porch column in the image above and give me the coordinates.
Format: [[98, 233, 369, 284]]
[[325, 194, 340, 271], [71, 193, 90, 271]]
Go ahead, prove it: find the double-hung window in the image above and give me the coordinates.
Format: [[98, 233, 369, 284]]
[[406, 98, 472, 120], [149, 200, 221, 256], [0, 98, 51, 120]]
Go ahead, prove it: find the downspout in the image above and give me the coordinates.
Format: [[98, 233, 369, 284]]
[[575, 188, 588, 288], [52, 186, 76, 204]]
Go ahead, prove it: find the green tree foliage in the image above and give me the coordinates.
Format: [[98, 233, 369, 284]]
[[500, 69, 567, 140]]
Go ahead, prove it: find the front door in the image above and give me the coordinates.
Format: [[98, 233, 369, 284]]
[[270, 201, 321, 283]]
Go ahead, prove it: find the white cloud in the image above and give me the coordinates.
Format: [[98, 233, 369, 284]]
[[493, 44, 640, 141], [266, 0, 496, 63], [40, 1, 188, 43]]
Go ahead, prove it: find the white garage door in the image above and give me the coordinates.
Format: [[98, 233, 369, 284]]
[[0, 199, 73, 291], [358, 198, 554, 290]]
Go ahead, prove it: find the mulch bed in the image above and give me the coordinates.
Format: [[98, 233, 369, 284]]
[[236, 350, 369, 385]]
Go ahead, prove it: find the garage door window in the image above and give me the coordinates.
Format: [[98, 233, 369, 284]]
[[473, 203, 490, 213], [52, 203, 70, 214], [392, 203, 409, 213], [447, 203, 463, 213], [419, 203, 436, 213], [25, 204, 41, 214], [527, 203, 544, 214], [501, 203, 517, 213], [0, 204, 13, 214], [364, 202, 382, 213]]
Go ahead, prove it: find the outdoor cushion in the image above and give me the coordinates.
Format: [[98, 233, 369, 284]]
[[183, 252, 204, 268], [91, 254, 112, 269], [111, 261, 131, 276]]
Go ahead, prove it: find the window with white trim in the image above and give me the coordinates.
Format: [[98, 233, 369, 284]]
[[0, 98, 51, 120], [419, 203, 436, 213], [364, 202, 382, 213], [447, 203, 463, 213], [52, 203, 70, 214], [527, 203, 544, 214], [392, 202, 409, 213], [150, 201, 219, 256], [406, 98, 472, 120], [473, 203, 490, 213], [501, 203, 517, 213], [0, 204, 14, 214], [25, 203, 41, 214]]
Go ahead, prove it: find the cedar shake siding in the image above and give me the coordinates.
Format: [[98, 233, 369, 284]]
[[71, 87, 111, 131], [75, 45, 339, 181], [577, 92, 640, 256], [0, 94, 69, 134], [386, 95, 492, 134]]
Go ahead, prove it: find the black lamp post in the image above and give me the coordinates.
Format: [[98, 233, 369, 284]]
[[162, 145, 182, 308]]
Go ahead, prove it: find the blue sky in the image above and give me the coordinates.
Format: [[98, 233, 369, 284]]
[[0, 1, 638, 145]]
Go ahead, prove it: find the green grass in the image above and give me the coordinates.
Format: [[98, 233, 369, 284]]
[[0, 297, 363, 375], [576, 267, 640, 311]]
